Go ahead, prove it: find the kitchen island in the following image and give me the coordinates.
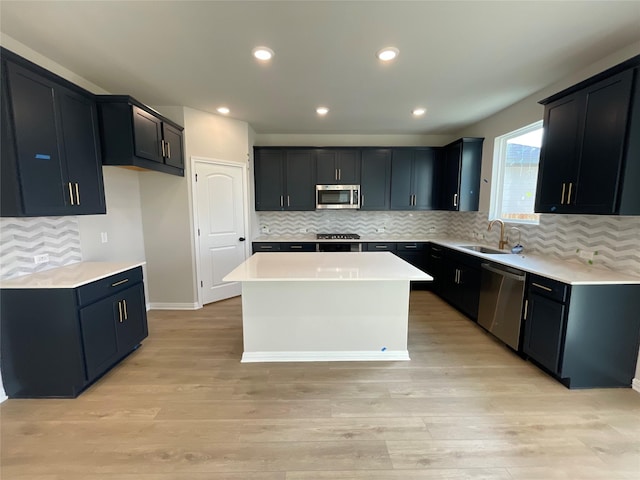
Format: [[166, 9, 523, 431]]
[[223, 252, 432, 362]]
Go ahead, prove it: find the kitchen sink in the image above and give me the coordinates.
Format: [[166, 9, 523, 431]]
[[459, 245, 509, 254]]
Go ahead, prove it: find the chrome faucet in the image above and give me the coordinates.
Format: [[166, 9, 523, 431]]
[[488, 219, 507, 250]]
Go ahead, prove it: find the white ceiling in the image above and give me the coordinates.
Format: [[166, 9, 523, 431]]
[[1, 1, 639, 135]]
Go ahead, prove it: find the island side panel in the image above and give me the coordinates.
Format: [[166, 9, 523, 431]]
[[240, 280, 410, 362]]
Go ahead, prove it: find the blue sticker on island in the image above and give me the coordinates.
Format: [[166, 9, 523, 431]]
[[381, 347, 387, 352], [35, 154, 51, 160]]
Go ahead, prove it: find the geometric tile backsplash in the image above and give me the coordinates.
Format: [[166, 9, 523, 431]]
[[258, 211, 640, 276], [0, 217, 82, 280]]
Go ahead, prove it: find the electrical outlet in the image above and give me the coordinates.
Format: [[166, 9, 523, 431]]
[[101, 232, 108, 243], [33, 254, 49, 264], [429, 227, 436, 233], [298, 227, 308, 233], [260, 225, 270, 234], [376, 227, 386, 233], [578, 249, 594, 261]]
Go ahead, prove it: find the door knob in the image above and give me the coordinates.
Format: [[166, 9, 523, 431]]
[[239, 237, 246, 241]]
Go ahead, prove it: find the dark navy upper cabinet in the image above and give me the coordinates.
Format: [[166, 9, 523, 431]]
[[536, 56, 640, 215], [316, 148, 360, 184], [96, 96, 185, 177], [440, 138, 483, 211], [1, 48, 105, 217], [390, 147, 437, 210], [254, 147, 316, 211], [360, 148, 392, 210]]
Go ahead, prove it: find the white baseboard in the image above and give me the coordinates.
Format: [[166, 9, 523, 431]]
[[633, 378, 640, 394], [241, 350, 410, 363], [147, 302, 200, 311]]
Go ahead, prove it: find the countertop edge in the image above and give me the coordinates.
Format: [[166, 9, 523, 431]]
[[0, 261, 147, 289]]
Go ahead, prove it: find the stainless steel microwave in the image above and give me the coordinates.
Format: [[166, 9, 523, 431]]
[[316, 184, 360, 209]]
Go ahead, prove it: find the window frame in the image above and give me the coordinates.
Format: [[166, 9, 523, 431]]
[[489, 120, 543, 225]]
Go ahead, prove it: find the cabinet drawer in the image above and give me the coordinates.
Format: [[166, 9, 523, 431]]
[[252, 242, 282, 253], [365, 242, 396, 251], [283, 242, 316, 252], [397, 242, 428, 252], [527, 274, 569, 303], [76, 267, 143, 307]]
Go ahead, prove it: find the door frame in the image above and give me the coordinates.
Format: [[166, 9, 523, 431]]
[[191, 156, 251, 309]]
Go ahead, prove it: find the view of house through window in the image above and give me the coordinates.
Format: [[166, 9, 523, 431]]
[[491, 121, 543, 224]]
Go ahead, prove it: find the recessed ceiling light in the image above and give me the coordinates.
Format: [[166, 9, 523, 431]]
[[412, 108, 426, 116], [316, 107, 329, 115], [252, 46, 274, 61], [217, 107, 230, 115], [377, 47, 399, 62]]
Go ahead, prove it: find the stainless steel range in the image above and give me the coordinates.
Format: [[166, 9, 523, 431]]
[[316, 233, 362, 251], [316, 233, 361, 240]]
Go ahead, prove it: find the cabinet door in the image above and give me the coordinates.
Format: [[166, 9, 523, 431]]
[[132, 106, 163, 163], [390, 149, 414, 209], [316, 150, 338, 184], [458, 140, 483, 211], [523, 293, 566, 374], [5, 61, 68, 214], [573, 70, 633, 213], [535, 94, 581, 213], [336, 149, 360, 184], [361, 148, 391, 210], [284, 149, 315, 210], [254, 149, 285, 210], [162, 123, 185, 169], [412, 148, 436, 210], [458, 265, 481, 320], [58, 87, 106, 214], [442, 143, 461, 211], [80, 296, 119, 381], [116, 283, 148, 353]]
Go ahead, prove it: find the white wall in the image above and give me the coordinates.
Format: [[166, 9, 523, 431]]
[[139, 107, 252, 308]]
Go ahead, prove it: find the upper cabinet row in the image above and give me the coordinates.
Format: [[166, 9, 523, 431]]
[[1, 48, 184, 218], [253, 138, 484, 212], [536, 55, 640, 215], [1, 49, 106, 217]]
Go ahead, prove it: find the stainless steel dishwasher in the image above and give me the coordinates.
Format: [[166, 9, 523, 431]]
[[477, 262, 526, 350]]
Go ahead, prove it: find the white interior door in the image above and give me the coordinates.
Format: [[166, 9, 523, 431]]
[[195, 160, 247, 305]]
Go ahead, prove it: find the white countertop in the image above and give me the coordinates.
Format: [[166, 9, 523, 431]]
[[251, 235, 640, 285], [0, 261, 146, 289], [430, 239, 640, 285], [224, 252, 433, 282]]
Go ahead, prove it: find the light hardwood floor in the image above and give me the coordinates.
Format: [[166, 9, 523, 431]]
[[2, 291, 639, 479]]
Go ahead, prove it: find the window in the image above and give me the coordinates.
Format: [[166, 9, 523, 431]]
[[490, 121, 543, 224]]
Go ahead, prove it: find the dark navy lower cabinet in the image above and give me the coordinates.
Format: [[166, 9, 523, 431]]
[[523, 274, 640, 388], [0, 266, 148, 398]]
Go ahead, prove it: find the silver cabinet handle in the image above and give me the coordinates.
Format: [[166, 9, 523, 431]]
[[404, 245, 417, 249], [532, 282, 553, 292], [280, 195, 284, 208], [453, 193, 458, 207], [290, 245, 303, 249], [561, 183, 566, 204], [68, 182, 75, 205], [361, 194, 364, 207], [161, 140, 166, 157], [118, 301, 123, 323], [567, 182, 573, 204], [123, 299, 128, 320], [375, 245, 387, 249], [524, 299, 529, 320], [167, 141, 171, 159], [261, 245, 273, 249], [287, 195, 290, 207], [338, 168, 341, 181], [111, 279, 129, 287], [75, 183, 80, 205]]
